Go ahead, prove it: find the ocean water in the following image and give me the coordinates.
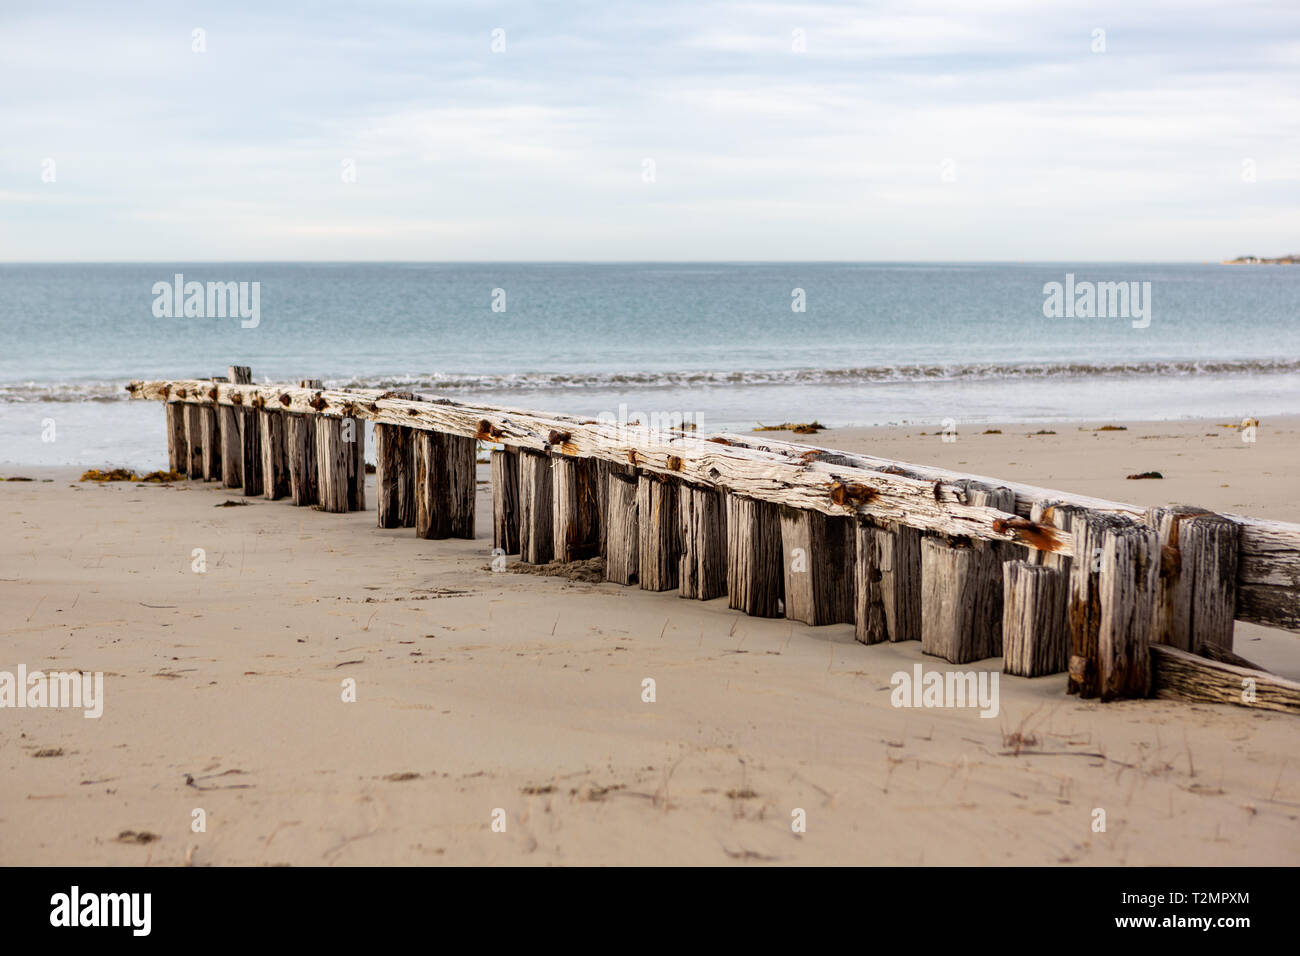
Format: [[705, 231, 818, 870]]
[[1, 262, 1296, 468]]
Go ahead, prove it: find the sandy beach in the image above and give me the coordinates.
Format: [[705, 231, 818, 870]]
[[2, 415, 1297, 866]]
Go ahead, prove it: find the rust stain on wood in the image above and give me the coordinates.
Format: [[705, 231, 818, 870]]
[[829, 481, 877, 508], [278, 393, 292, 406], [308, 395, 327, 411], [666, 455, 683, 471], [992, 515, 1062, 552], [548, 429, 571, 446]]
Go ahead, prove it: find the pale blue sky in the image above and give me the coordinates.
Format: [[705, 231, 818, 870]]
[[2, 0, 1297, 261]]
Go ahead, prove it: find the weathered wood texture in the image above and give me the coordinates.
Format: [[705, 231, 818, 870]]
[[346, 417, 366, 512], [183, 404, 204, 479], [604, 470, 639, 585], [1096, 523, 1160, 701], [258, 408, 290, 500], [490, 449, 520, 554], [223, 367, 261, 496], [552, 455, 601, 562], [1146, 505, 1239, 654], [129, 379, 1300, 634], [964, 482, 1020, 654], [921, 536, 1001, 664], [127, 381, 1073, 553], [1068, 515, 1159, 699], [518, 450, 554, 564], [414, 431, 475, 539], [286, 378, 322, 507], [1150, 644, 1300, 714], [314, 417, 349, 513], [286, 412, 318, 506], [725, 494, 783, 617], [1002, 562, 1067, 676], [375, 423, 416, 528], [679, 485, 727, 600], [855, 521, 922, 644], [721, 429, 1300, 633], [780, 507, 854, 626], [1067, 513, 1124, 697], [165, 402, 188, 475], [219, 404, 242, 488], [637, 474, 680, 591], [199, 405, 221, 480]]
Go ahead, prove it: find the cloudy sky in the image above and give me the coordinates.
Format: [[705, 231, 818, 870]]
[[2, 0, 1297, 261]]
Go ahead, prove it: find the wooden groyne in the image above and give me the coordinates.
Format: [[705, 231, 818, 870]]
[[129, 371, 1300, 713]]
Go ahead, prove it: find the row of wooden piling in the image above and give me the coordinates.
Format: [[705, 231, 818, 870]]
[[165, 367, 364, 513], [155, 373, 1255, 705]]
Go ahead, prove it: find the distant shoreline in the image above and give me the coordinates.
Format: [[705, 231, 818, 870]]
[[1223, 254, 1299, 264]]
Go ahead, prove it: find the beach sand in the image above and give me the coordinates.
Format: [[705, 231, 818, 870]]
[[1, 415, 1297, 866]]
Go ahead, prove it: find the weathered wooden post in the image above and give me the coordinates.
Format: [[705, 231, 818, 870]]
[[229, 366, 261, 497], [518, 449, 553, 563], [1002, 562, 1067, 675], [286, 379, 321, 507], [920, 536, 1000, 663], [604, 469, 639, 585], [315, 417, 349, 513], [1146, 505, 1238, 654], [679, 485, 727, 600], [199, 376, 225, 481], [490, 448, 520, 554], [552, 455, 600, 562], [218, 372, 244, 489], [780, 507, 854, 626], [1068, 514, 1159, 699], [183, 402, 204, 479], [346, 416, 366, 512], [414, 431, 475, 539], [854, 519, 922, 644], [725, 493, 783, 617], [375, 422, 416, 528], [165, 391, 188, 475], [637, 473, 680, 591], [259, 400, 290, 500], [963, 481, 1019, 654], [1097, 522, 1159, 700]]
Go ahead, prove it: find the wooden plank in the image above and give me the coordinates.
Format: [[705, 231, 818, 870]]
[[637, 473, 680, 591], [679, 484, 727, 600], [780, 507, 854, 626], [604, 469, 639, 585], [1002, 562, 1066, 676], [920, 536, 1000, 664], [1150, 644, 1300, 714], [552, 455, 600, 562], [518, 450, 553, 564]]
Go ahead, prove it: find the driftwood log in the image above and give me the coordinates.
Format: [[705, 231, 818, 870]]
[[1150, 644, 1300, 714]]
